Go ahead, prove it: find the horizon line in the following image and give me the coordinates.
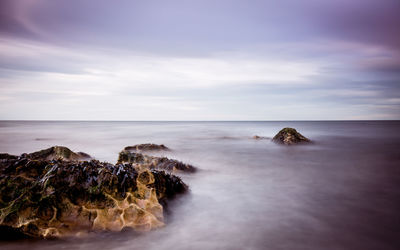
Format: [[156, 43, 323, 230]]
[[0, 119, 399, 122]]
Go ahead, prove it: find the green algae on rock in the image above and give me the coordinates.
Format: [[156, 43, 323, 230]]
[[124, 144, 170, 152], [272, 128, 310, 145], [118, 150, 196, 173], [0, 150, 188, 239]]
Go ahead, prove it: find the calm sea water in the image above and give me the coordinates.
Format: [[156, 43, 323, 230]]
[[0, 121, 399, 250]]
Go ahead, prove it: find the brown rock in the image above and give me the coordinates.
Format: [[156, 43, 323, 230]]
[[272, 127, 310, 145]]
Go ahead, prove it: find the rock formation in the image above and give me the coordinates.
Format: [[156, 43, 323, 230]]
[[0, 147, 188, 239], [118, 150, 196, 173], [272, 128, 310, 145]]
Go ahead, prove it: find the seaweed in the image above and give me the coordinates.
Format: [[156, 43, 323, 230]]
[[0, 147, 188, 239]]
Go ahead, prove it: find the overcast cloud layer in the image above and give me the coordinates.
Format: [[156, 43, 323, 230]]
[[0, 0, 399, 120]]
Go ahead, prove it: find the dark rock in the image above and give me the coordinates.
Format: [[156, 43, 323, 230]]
[[0, 153, 18, 161], [0, 225, 32, 240], [25, 146, 91, 161], [124, 144, 169, 152], [118, 150, 196, 173], [272, 127, 310, 145], [0, 153, 188, 239]]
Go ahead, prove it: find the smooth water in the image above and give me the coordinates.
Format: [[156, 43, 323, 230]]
[[0, 121, 399, 250]]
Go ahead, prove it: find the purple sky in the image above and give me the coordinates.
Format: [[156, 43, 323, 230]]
[[0, 0, 399, 120]]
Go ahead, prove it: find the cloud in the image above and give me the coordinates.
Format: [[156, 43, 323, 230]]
[[0, 0, 399, 120], [0, 37, 320, 87]]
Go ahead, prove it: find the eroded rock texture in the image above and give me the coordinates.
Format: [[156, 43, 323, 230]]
[[272, 128, 310, 145], [0, 152, 188, 239], [118, 150, 196, 173]]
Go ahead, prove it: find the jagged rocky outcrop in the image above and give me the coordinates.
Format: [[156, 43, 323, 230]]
[[124, 144, 169, 152], [0, 148, 188, 239], [23, 146, 91, 161], [118, 150, 196, 173], [272, 127, 310, 145]]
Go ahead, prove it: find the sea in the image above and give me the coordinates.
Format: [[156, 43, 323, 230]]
[[0, 121, 399, 250]]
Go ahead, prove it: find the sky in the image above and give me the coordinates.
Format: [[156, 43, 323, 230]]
[[0, 0, 399, 120]]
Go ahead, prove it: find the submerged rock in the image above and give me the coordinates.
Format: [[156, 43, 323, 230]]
[[23, 146, 91, 161], [124, 144, 169, 152], [272, 127, 310, 145], [252, 135, 270, 140], [0, 151, 188, 239], [118, 150, 196, 173]]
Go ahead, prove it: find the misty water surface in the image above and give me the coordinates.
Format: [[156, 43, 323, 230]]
[[0, 121, 399, 250]]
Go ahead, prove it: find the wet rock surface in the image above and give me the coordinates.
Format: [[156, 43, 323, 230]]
[[124, 144, 169, 152], [272, 127, 310, 145], [118, 150, 196, 173], [0, 148, 188, 239]]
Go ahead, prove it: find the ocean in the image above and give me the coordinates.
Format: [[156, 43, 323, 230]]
[[1, 121, 399, 250]]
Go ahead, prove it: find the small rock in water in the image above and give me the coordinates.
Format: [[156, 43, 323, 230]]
[[272, 127, 310, 145], [252, 135, 269, 140], [124, 143, 169, 152]]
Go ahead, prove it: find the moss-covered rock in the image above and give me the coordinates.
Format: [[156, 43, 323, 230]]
[[272, 127, 310, 145], [118, 150, 196, 173], [0, 150, 188, 239]]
